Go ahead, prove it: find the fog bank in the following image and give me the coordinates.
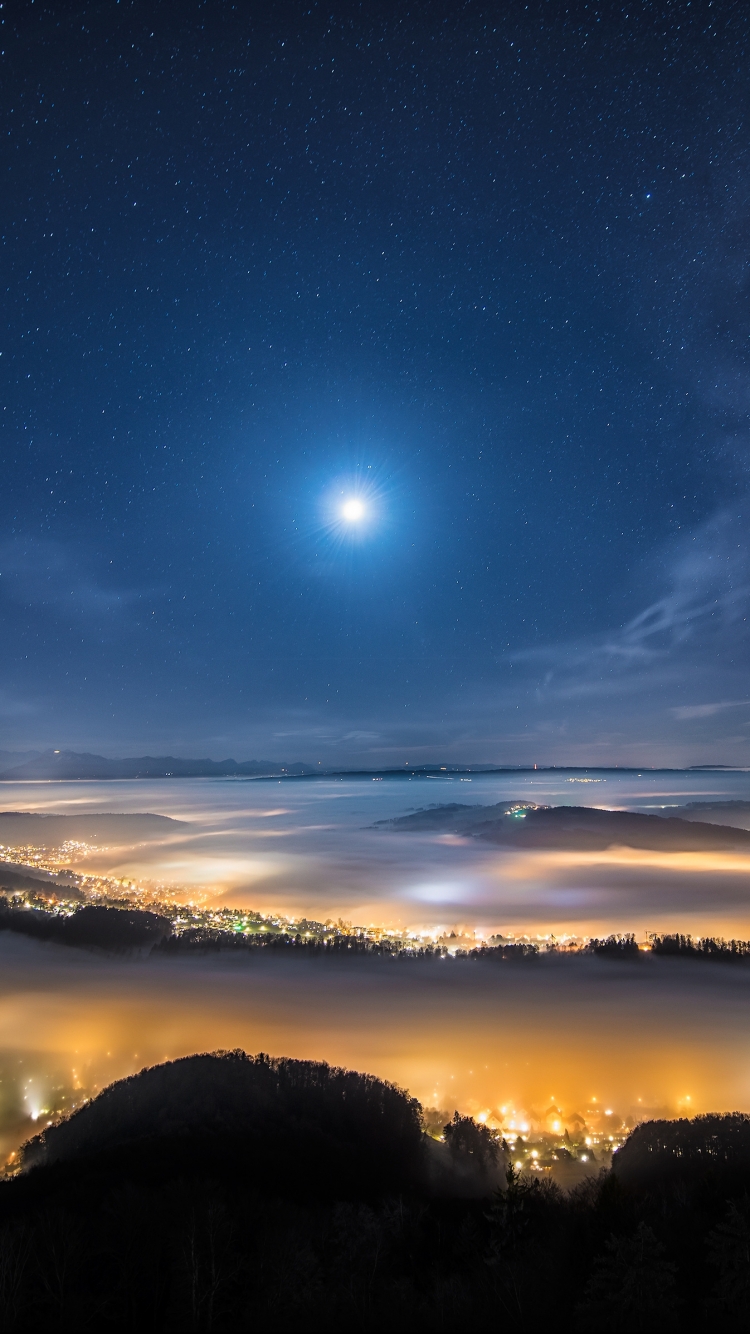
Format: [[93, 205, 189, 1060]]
[[1, 932, 749, 1157]]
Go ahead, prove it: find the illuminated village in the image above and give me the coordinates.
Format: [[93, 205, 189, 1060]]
[[0, 837, 660, 1177]]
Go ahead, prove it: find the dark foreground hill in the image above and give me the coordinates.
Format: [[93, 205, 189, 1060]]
[[1, 1057, 750, 1330], [383, 801, 750, 851], [613, 1112, 750, 1191], [19, 1051, 424, 1199]]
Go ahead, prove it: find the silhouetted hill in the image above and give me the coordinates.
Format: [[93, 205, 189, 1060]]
[[674, 800, 750, 829], [0, 750, 41, 768], [5, 1070, 750, 1329], [0, 859, 82, 891], [0, 865, 83, 899], [383, 802, 750, 851], [20, 1051, 424, 1200], [0, 903, 171, 950], [0, 811, 185, 845], [613, 1113, 750, 1193], [0, 750, 313, 779]]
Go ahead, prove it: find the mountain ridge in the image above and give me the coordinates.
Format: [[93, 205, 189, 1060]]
[[0, 749, 313, 780], [1, 750, 741, 781], [381, 802, 750, 851]]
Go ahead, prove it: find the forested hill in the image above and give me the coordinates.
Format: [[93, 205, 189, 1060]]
[[5, 1055, 750, 1328], [382, 802, 750, 851], [19, 1051, 424, 1200]]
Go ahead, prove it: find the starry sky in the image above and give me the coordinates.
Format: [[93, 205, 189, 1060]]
[[1, 0, 749, 766]]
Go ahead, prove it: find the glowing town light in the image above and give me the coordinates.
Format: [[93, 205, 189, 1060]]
[[341, 498, 365, 522]]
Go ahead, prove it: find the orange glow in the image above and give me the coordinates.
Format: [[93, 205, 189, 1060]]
[[1, 934, 750, 1163], [2, 775, 750, 1164]]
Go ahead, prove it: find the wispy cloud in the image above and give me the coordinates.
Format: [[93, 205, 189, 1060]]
[[672, 701, 750, 721], [508, 506, 750, 705]]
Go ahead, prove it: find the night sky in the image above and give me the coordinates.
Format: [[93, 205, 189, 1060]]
[[2, 0, 749, 766]]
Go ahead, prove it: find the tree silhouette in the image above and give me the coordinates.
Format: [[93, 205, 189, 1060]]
[[708, 1197, 750, 1324], [576, 1222, 678, 1331], [443, 1112, 501, 1170]]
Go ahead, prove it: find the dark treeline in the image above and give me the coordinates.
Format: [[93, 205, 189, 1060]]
[[4, 902, 750, 970], [153, 928, 448, 959], [163, 934, 540, 962], [0, 902, 170, 950], [586, 933, 750, 963], [2, 1055, 750, 1329], [459, 943, 543, 961], [460, 935, 750, 965], [651, 934, 750, 961], [588, 934, 641, 958]]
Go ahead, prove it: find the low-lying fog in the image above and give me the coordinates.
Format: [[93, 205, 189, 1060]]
[[1, 933, 750, 1157], [2, 770, 750, 937], [1, 770, 750, 1159]]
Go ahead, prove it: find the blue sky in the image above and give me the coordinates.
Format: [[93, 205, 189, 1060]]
[[1, 0, 748, 764]]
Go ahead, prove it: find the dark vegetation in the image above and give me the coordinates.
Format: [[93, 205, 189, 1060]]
[[154, 928, 449, 958], [459, 941, 542, 961], [565, 934, 750, 963], [460, 934, 750, 964], [4, 901, 750, 969], [443, 1111, 501, 1171], [651, 935, 750, 962], [20, 1053, 423, 1197], [383, 801, 750, 851], [1, 1054, 750, 1330], [587, 933, 641, 958], [0, 903, 171, 950]]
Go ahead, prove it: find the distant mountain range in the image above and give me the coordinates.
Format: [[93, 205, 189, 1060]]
[[0, 751, 590, 781], [0, 750, 44, 768], [0, 750, 743, 782], [0, 749, 314, 781]]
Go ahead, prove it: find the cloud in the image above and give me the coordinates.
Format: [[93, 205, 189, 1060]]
[[508, 506, 750, 705], [672, 701, 750, 721]]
